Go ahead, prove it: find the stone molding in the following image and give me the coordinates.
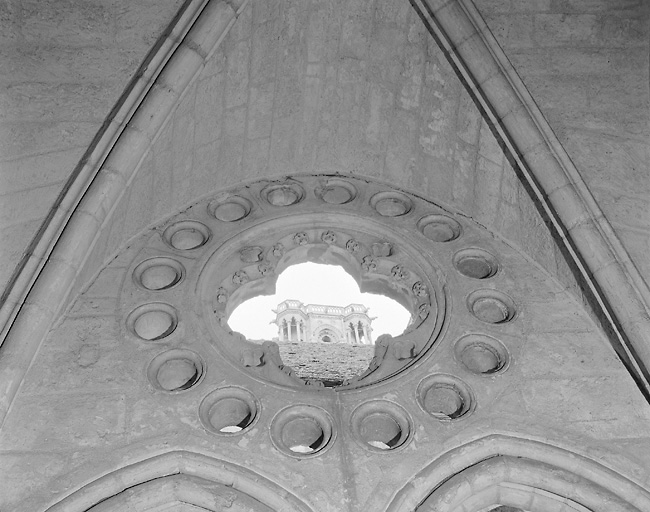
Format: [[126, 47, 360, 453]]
[[0, 0, 226, 340], [410, 0, 650, 392], [2, 0, 650, 431], [44, 450, 313, 512], [151, 176, 442, 389], [0, 0, 249, 428], [384, 434, 650, 512]]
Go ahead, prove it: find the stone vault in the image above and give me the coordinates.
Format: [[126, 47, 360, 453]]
[[1, 1, 650, 511]]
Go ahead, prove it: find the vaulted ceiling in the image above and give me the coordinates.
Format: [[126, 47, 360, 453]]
[[0, 0, 650, 314]]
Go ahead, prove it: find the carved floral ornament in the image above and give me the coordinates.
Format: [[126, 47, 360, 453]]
[[121, 175, 519, 394]]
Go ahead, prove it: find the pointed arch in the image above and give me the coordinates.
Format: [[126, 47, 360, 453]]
[[0, 0, 250, 427], [408, 0, 650, 393], [44, 451, 314, 512], [385, 435, 650, 512], [2, 0, 650, 436], [85, 475, 273, 512]]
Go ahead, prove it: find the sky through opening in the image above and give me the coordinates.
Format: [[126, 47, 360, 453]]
[[228, 263, 411, 341]]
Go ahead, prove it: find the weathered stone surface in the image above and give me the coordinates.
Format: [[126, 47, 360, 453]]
[[0, 0, 185, 293], [477, 0, 650, 304], [2, 1, 650, 511], [276, 342, 375, 383]]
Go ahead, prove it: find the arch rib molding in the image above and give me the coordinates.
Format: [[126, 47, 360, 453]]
[[409, 0, 650, 393], [385, 435, 650, 512], [0, 0, 249, 428], [44, 451, 314, 512]]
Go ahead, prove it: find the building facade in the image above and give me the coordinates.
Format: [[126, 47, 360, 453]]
[[274, 300, 374, 344]]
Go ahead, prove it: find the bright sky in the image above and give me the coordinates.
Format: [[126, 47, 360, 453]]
[[228, 263, 411, 341]]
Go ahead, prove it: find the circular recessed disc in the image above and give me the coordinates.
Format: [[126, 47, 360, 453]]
[[453, 249, 499, 279], [128, 304, 178, 341], [270, 405, 335, 458], [147, 349, 205, 393], [322, 185, 354, 204], [424, 386, 463, 417], [133, 258, 185, 291], [467, 290, 516, 324], [417, 374, 474, 420], [199, 387, 260, 435], [171, 229, 204, 249], [262, 183, 304, 206], [163, 221, 211, 250], [157, 359, 199, 391], [209, 398, 252, 433], [318, 179, 358, 205], [370, 192, 413, 217], [454, 334, 509, 375], [210, 196, 253, 222], [141, 265, 179, 289], [418, 215, 461, 242], [350, 400, 412, 452]]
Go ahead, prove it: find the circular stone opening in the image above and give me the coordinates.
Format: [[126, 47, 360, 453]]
[[141, 265, 180, 290], [424, 386, 463, 418], [318, 179, 357, 204], [157, 359, 200, 391], [163, 221, 211, 250], [370, 192, 413, 217], [199, 387, 259, 435], [351, 401, 412, 451], [269, 188, 299, 206], [227, 263, 412, 387], [453, 249, 499, 279], [418, 215, 461, 243], [461, 344, 499, 373], [455, 334, 509, 375], [467, 290, 516, 324], [282, 417, 324, 453], [417, 375, 474, 420], [128, 304, 178, 341], [133, 257, 185, 291], [147, 349, 205, 392], [360, 413, 401, 450], [262, 183, 304, 206], [171, 229, 204, 249], [209, 195, 252, 222], [209, 398, 253, 433], [271, 405, 334, 457]]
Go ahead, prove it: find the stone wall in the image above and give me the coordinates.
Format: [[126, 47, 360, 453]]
[[276, 341, 375, 384], [35, 0, 587, 316], [3, 194, 650, 510], [0, 0, 185, 294], [475, 0, 650, 286], [1, 0, 648, 351], [2, 1, 650, 511]]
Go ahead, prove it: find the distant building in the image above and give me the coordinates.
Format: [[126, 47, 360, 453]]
[[273, 300, 374, 344]]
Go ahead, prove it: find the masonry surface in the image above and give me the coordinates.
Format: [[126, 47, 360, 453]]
[[1, 1, 650, 511]]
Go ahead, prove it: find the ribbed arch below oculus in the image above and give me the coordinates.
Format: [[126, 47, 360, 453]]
[[384, 436, 650, 512], [44, 451, 314, 512], [86, 474, 274, 512], [415, 456, 638, 512]]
